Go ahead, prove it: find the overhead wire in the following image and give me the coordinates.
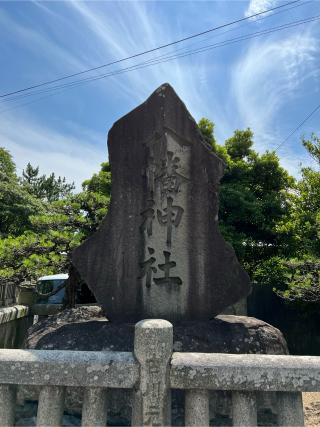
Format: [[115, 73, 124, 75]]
[[1, 0, 311, 105], [274, 102, 320, 152], [0, 13, 319, 115], [0, 0, 302, 99]]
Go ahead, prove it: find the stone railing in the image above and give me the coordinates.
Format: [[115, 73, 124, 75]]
[[0, 305, 31, 349], [0, 283, 17, 307], [0, 319, 320, 426]]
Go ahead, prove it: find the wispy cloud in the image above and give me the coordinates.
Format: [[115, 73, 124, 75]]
[[1, 0, 319, 183], [67, 1, 212, 117], [245, 0, 277, 19], [231, 29, 318, 157], [0, 113, 106, 189]]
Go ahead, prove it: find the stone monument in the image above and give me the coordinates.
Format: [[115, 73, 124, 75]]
[[23, 84, 289, 426], [72, 83, 251, 322]]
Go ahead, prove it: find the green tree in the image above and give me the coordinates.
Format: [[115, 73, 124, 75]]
[[225, 128, 254, 160], [21, 163, 75, 202], [0, 161, 111, 287], [251, 134, 320, 304], [0, 147, 16, 178], [22, 163, 39, 185], [198, 118, 217, 150], [198, 118, 230, 162], [198, 121, 294, 273], [0, 148, 44, 237], [277, 134, 320, 258], [82, 162, 111, 195], [302, 133, 320, 163]]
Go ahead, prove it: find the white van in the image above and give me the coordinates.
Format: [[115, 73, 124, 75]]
[[35, 273, 68, 304]]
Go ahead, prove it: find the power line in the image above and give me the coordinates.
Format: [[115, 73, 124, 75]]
[[1, 3, 313, 104], [0, 0, 302, 99], [275, 102, 320, 151], [0, 13, 318, 115]]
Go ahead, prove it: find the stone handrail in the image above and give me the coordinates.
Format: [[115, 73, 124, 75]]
[[171, 352, 320, 391], [0, 319, 319, 426], [0, 350, 138, 388]]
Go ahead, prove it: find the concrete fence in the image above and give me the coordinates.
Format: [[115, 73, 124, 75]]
[[0, 305, 32, 349], [0, 283, 17, 308], [0, 319, 320, 426]]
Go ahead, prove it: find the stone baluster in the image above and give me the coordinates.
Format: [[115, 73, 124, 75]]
[[232, 391, 257, 426], [132, 319, 173, 427], [81, 387, 108, 426], [185, 389, 209, 426], [277, 392, 304, 426], [36, 386, 65, 427], [0, 384, 16, 427]]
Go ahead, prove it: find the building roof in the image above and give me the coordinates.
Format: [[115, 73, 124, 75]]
[[38, 274, 68, 281]]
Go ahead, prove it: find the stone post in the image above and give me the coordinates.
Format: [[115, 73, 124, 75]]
[[185, 389, 209, 426], [36, 386, 65, 427], [232, 391, 257, 426], [0, 385, 16, 427], [132, 319, 173, 426], [81, 387, 108, 427], [277, 392, 304, 426]]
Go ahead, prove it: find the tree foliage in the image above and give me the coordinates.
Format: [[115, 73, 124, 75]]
[[0, 150, 110, 288], [0, 148, 44, 237], [198, 119, 319, 304], [198, 119, 294, 273], [22, 162, 75, 202], [276, 137, 320, 258]]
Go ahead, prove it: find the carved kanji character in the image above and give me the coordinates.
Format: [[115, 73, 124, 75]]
[[154, 251, 182, 286], [139, 247, 157, 288], [157, 197, 184, 247], [157, 151, 188, 198]]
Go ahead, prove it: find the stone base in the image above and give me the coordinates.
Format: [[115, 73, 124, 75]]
[[21, 307, 288, 426], [26, 306, 288, 355]]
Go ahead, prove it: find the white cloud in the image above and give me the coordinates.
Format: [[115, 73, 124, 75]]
[[245, 0, 277, 19], [230, 29, 319, 175], [0, 114, 106, 190]]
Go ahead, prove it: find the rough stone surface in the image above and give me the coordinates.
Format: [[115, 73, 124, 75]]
[[26, 309, 288, 356], [72, 83, 250, 322]]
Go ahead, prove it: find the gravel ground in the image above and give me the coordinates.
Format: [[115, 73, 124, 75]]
[[303, 392, 320, 427]]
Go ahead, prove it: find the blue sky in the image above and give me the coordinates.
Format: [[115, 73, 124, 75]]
[[0, 0, 319, 188]]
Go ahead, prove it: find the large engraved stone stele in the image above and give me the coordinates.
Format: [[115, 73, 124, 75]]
[[72, 83, 251, 322]]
